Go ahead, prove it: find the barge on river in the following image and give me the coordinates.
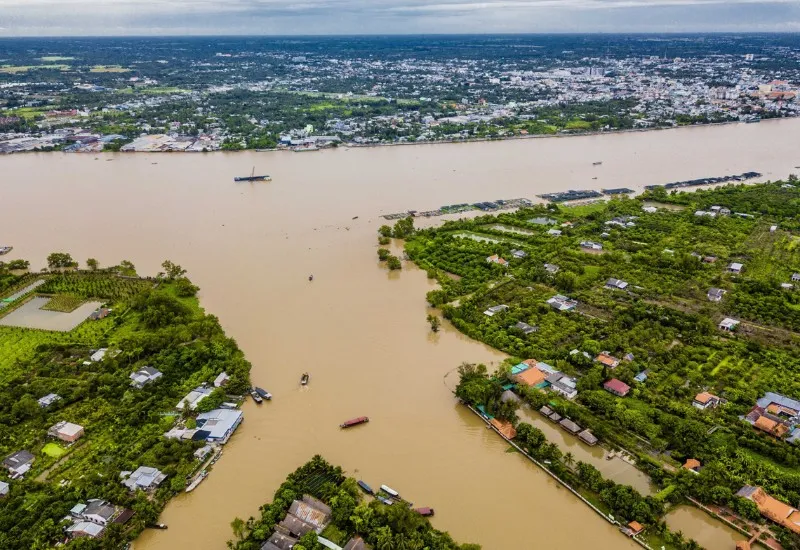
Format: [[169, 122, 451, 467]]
[[340, 416, 369, 429], [234, 167, 271, 182]]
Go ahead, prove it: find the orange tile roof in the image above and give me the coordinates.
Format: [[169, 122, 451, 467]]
[[750, 487, 800, 534], [754, 415, 778, 433], [595, 353, 619, 367], [683, 459, 701, 471], [514, 367, 547, 387], [521, 359, 539, 368], [627, 521, 644, 534], [735, 541, 751, 550], [490, 418, 517, 440], [694, 392, 717, 404]]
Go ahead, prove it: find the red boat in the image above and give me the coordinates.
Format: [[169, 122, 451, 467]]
[[414, 507, 435, 517], [340, 416, 369, 429]]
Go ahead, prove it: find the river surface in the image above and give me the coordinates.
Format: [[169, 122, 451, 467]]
[[3, 119, 800, 550], [665, 505, 747, 550]]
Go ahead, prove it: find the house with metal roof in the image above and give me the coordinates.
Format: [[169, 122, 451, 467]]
[[547, 294, 578, 312], [130, 366, 163, 389], [483, 304, 509, 317], [194, 408, 243, 443], [707, 288, 726, 302], [0, 480, 9, 497], [37, 393, 61, 408], [176, 385, 213, 410], [559, 418, 582, 434], [605, 278, 629, 290], [214, 372, 230, 387], [48, 421, 84, 443], [121, 466, 167, 492], [67, 521, 105, 538], [719, 318, 740, 331], [604, 378, 631, 397], [3, 450, 34, 478], [578, 430, 598, 446]]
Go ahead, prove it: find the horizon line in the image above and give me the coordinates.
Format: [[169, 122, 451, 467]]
[[2, 30, 800, 39]]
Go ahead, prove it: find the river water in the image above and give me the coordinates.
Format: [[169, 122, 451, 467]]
[[3, 119, 800, 550]]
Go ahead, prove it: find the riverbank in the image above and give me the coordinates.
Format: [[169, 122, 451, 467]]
[[1, 115, 788, 156]]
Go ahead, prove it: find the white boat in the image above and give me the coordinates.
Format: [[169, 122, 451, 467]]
[[380, 484, 399, 498], [185, 470, 208, 492]]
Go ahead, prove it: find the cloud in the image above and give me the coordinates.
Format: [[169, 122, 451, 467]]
[[0, 0, 798, 35]]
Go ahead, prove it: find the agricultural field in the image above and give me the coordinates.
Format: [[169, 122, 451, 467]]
[[40, 294, 84, 312], [405, 180, 800, 549], [89, 65, 129, 73], [0, 266, 252, 550], [0, 64, 70, 74]]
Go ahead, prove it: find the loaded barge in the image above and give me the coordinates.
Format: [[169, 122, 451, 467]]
[[234, 167, 271, 182], [340, 416, 369, 429], [538, 189, 603, 203]]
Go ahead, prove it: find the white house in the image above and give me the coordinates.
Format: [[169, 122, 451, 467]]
[[213, 372, 230, 388], [728, 262, 744, 274], [121, 466, 167, 492], [719, 318, 740, 331], [130, 366, 163, 389], [605, 278, 629, 290], [37, 393, 61, 408], [176, 385, 213, 410]]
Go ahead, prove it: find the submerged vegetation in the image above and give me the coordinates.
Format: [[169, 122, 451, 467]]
[[407, 181, 800, 548], [0, 257, 251, 549]]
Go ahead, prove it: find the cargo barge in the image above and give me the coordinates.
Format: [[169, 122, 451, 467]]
[[340, 416, 369, 429], [538, 189, 603, 203]]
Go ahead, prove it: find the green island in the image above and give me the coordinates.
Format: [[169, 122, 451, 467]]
[[227, 455, 479, 550], [0, 254, 251, 549], [396, 179, 800, 550]]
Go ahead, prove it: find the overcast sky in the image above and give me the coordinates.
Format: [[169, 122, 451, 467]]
[[1, 0, 800, 36]]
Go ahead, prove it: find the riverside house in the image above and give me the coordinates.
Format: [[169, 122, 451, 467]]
[[693, 392, 721, 410]]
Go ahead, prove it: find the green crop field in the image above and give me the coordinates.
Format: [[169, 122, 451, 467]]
[[37, 273, 152, 300], [40, 294, 84, 313]]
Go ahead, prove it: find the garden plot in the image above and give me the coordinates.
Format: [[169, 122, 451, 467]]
[[0, 297, 102, 331]]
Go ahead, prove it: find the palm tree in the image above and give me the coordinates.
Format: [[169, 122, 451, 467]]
[[564, 452, 575, 468]]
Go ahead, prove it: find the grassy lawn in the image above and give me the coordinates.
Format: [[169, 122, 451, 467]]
[[41, 442, 67, 458], [89, 65, 129, 73], [40, 294, 84, 313], [0, 64, 69, 74], [3, 107, 51, 120]]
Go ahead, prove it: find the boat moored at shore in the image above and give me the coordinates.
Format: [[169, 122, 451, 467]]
[[380, 484, 399, 498], [254, 387, 272, 400], [357, 480, 374, 495]]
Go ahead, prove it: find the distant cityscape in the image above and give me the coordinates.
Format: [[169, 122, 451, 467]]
[[1, 34, 798, 154]]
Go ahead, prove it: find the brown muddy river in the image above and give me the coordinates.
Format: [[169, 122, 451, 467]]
[[3, 119, 800, 550]]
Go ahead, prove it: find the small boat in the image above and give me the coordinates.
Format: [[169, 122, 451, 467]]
[[414, 507, 435, 517], [0, 246, 12, 256], [308, 274, 314, 281], [352, 216, 359, 220], [148, 523, 168, 530], [250, 389, 263, 404], [185, 471, 208, 492], [380, 485, 399, 498], [592, 177, 598, 180], [357, 480, 374, 495], [607, 451, 616, 460], [300, 372, 310, 386], [254, 387, 272, 400], [377, 496, 394, 506], [340, 416, 369, 429], [593, 161, 603, 166]]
